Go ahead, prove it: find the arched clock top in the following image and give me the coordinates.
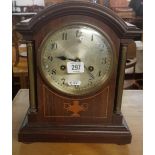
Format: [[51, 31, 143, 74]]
[[16, 1, 141, 40]]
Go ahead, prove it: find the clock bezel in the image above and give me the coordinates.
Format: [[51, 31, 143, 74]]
[[37, 22, 116, 96]]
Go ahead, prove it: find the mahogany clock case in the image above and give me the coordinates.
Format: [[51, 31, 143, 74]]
[[16, 1, 141, 143]]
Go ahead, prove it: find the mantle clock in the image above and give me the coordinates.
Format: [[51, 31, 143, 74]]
[[16, 1, 141, 144]]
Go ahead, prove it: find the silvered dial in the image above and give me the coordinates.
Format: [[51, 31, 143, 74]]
[[39, 24, 114, 95]]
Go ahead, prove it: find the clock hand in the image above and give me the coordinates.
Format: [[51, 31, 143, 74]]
[[56, 56, 80, 62], [56, 56, 67, 60], [57, 56, 94, 78]]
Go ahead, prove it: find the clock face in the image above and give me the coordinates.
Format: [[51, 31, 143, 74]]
[[39, 24, 114, 95]]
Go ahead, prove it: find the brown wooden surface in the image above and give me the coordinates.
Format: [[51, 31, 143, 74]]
[[13, 89, 143, 155]]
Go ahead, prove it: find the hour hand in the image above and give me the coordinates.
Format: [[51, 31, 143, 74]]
[[56, 56, 78, 62], [56, 56, 67, 60]]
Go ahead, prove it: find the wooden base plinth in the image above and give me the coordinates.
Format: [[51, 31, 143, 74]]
[[18, 114, 131, 144]]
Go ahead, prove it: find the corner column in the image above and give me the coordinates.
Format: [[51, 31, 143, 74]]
[[27, 41, 37, 112], [114, 45, 127, 114]]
